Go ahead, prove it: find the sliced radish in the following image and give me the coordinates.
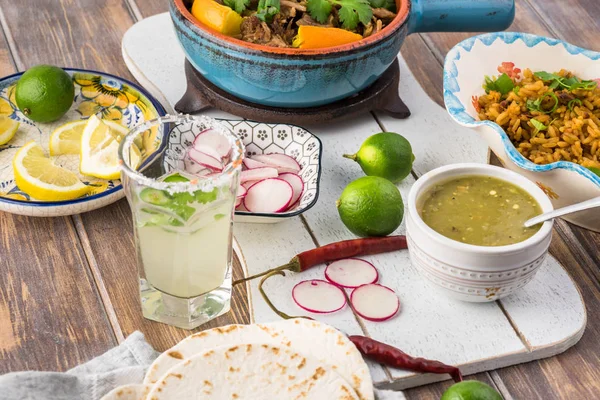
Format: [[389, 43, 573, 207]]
[[237, 185, 247, 198], [184, 156, 211, 176], [252, 153, 301, 173], [240, 167, 278, 183], [242, 180, 259, 190], [325, 259, 379, 288], [193, 143, 222, 161], [350, 284, 400, 322], [235, 197, 242, 207], [193, 128, 231, 158], [188, 148, 223, 171], [236, 202, 248, 212], [243, 158, 270, 170], [243, 178, 293, 213], [292, 280, 346, 314], [278, 173, 304, 209]]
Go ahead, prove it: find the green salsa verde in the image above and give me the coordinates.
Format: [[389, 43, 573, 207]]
[[419, 176, 542, 247]]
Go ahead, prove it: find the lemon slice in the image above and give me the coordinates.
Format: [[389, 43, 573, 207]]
[[0, 115, 20, 145], [49, 120, 87, 155], [13, 141, 90, 201], [80, 115, 126, 180]]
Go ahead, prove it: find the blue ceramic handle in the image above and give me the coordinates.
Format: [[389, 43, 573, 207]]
[[408, 0, 515, 34]]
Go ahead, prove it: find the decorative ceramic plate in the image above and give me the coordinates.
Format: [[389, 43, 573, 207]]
[[444, 32, 600, 231], [219, 119, 322, 223], [0, 68, 166, 217]]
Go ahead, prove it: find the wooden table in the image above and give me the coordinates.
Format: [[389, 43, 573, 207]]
[[1, 0, 600, 398]]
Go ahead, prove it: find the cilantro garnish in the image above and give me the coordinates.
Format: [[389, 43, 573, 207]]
[[256, 0, 280, 23], [534, 71, 598, 92], [223, 0, 250, 14], [368, 0, 395, 11], [530, 118, 547, 132], [483, 73, 514, 95], [307, 0, 372, 30], [526, 92, 558, 114]]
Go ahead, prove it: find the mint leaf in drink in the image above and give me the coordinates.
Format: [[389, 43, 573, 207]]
[[196, 188, 218, 204]]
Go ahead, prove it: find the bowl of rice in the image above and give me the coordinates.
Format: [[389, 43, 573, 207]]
[[444, 32, 600, 232]]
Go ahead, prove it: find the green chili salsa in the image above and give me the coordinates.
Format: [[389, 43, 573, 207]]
[[419, 176, 542, 246]]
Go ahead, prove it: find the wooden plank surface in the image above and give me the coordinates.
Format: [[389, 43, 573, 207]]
[[1, 0, 600, 398], [0, 18, 116, 373], [0, 0, 250, 358]]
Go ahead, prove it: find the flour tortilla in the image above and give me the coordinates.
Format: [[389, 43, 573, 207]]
[[100, 384, 151, 400], [144, 318, 373, 400], [147, 343, 359, 400]]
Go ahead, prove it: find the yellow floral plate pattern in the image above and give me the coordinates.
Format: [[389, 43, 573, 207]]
[[0, 68, 165, 216]]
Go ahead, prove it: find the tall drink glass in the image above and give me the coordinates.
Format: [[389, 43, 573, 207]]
[[119, 115, 243, 329]]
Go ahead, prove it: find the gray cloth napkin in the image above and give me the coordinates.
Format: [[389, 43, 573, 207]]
[[0, 331, 405, 400]]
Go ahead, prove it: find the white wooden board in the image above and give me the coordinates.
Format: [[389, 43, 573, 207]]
[[122, 13, 586, 390]]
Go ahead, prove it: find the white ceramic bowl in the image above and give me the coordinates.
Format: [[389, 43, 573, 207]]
[[444, 32, 600, 232], [406, 163, 554, 302]]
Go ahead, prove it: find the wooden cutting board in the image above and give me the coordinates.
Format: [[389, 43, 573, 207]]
[[121, 13, 586, 390]]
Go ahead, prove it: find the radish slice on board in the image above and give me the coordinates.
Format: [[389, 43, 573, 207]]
[[325, 259, 379, 288], [243, 158, 270, 170], [188, 148, 223, 171], [235, 197, 242, 207], [240, 167, 278, 183], [278, 173, 304, 208], [243, 178, 293, 213], [292, 280, 346, 313], [193, 129, 231, 158], [237, 185, 247, 198], [252, 154, 301, 173], [193, 143, 222, 161], [350, 284, 400, 322]]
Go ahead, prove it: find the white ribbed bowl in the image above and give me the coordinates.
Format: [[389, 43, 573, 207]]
[[407, 163, 554, 302]]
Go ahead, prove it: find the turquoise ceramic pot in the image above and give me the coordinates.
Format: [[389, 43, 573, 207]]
[[170, 0, 515, 108]]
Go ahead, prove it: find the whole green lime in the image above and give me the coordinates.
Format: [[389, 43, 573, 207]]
[[15, 65, 74, 123], [441, 381, 504, 400], [343, 132, 414, 183], [336, 176, 403, 237], [588, 167, 600, 177]]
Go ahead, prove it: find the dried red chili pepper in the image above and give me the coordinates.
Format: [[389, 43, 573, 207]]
[[233, 235, 407, 286], [349, 335, 463, 383]]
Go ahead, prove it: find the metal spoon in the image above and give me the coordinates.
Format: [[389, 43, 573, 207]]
[[524, 196, 600, 227]]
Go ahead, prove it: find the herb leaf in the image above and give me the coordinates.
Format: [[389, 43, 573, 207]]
[[307, 0, 333, 23], [484, 73, 514, 95], [534, 71, 598, 92], [531, 118, 548, 132], [308, 0, 372, 29], [223, 0, 250, 14], [333, 0, 372, 29], [368, 0, 395, 11], [256, 0, 280, 22], [526, 92, 558, 114]]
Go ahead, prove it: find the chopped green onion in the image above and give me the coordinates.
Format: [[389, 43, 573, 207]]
[[526, 92, 558, 114], [568, 98, 582, 111]]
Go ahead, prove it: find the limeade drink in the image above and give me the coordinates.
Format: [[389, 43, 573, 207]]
[[134, 173, 234, 298], [119, 115, 243, 330]]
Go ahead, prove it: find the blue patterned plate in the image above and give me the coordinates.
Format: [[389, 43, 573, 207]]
[[0, 68, 166, 216]]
